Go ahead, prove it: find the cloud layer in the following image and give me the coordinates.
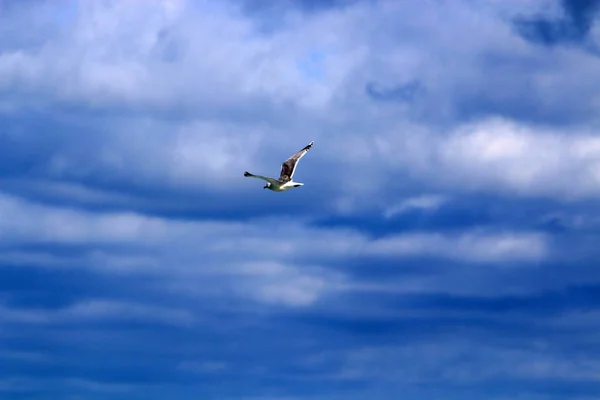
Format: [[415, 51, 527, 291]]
[[3, 0, 600, 399]]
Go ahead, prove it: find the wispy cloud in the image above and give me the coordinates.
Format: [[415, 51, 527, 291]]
[[383, 195, 447, 219], [367, 231, 547, 263], [0, 300, 195, 326]]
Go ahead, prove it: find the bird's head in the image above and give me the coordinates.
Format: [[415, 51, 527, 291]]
[[263, 183, 270, 189]]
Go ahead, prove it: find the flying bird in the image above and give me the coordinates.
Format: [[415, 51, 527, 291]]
[[244, 141, 314, 192]]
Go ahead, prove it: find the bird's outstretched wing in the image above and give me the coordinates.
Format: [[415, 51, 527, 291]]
[[244, 171, 279, 185], [278, 141, 314, 182]]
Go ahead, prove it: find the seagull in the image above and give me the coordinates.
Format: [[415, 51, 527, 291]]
[[244, 141, 314, 192]]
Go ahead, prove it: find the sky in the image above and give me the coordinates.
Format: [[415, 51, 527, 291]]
[[2, 0, 600, 399]]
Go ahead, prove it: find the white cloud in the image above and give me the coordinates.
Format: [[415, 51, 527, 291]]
[[232, 261, 327, 306], [0, 192, 553, 307], [383, 195, 447, 219], [0, 0, 365, 112], [370, 117, 600, 200], [0, 192, 548, 262], [2, 0, 599, 205], [436, 119, 594, 197], [0, 193, 170, 244], [367, 230, 547, 263]]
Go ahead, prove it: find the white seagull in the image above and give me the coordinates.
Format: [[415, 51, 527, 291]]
[[244, 141, 314, 192]]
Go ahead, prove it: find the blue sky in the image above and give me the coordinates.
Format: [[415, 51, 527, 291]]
[[2, 0, 600, 399]]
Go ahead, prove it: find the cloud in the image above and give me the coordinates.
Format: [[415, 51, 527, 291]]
[[322, 341, 600, 385], [368, 231, 547, 263], [383, 195, 447, 219], [514, 0, 600, 46], [372, 117, 600, 200], [1, 0, 600, 213], [0, 0, 361, 114], [0, 191, 557, 317], [0, 300, 195, 326], [3, 1, 600, 399], [0, 190, 549, 261]]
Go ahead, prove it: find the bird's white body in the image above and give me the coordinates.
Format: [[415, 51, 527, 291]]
[[244, 141, 313, 192], [243, 173, 305, 192], [269, 180, 304, 192]]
